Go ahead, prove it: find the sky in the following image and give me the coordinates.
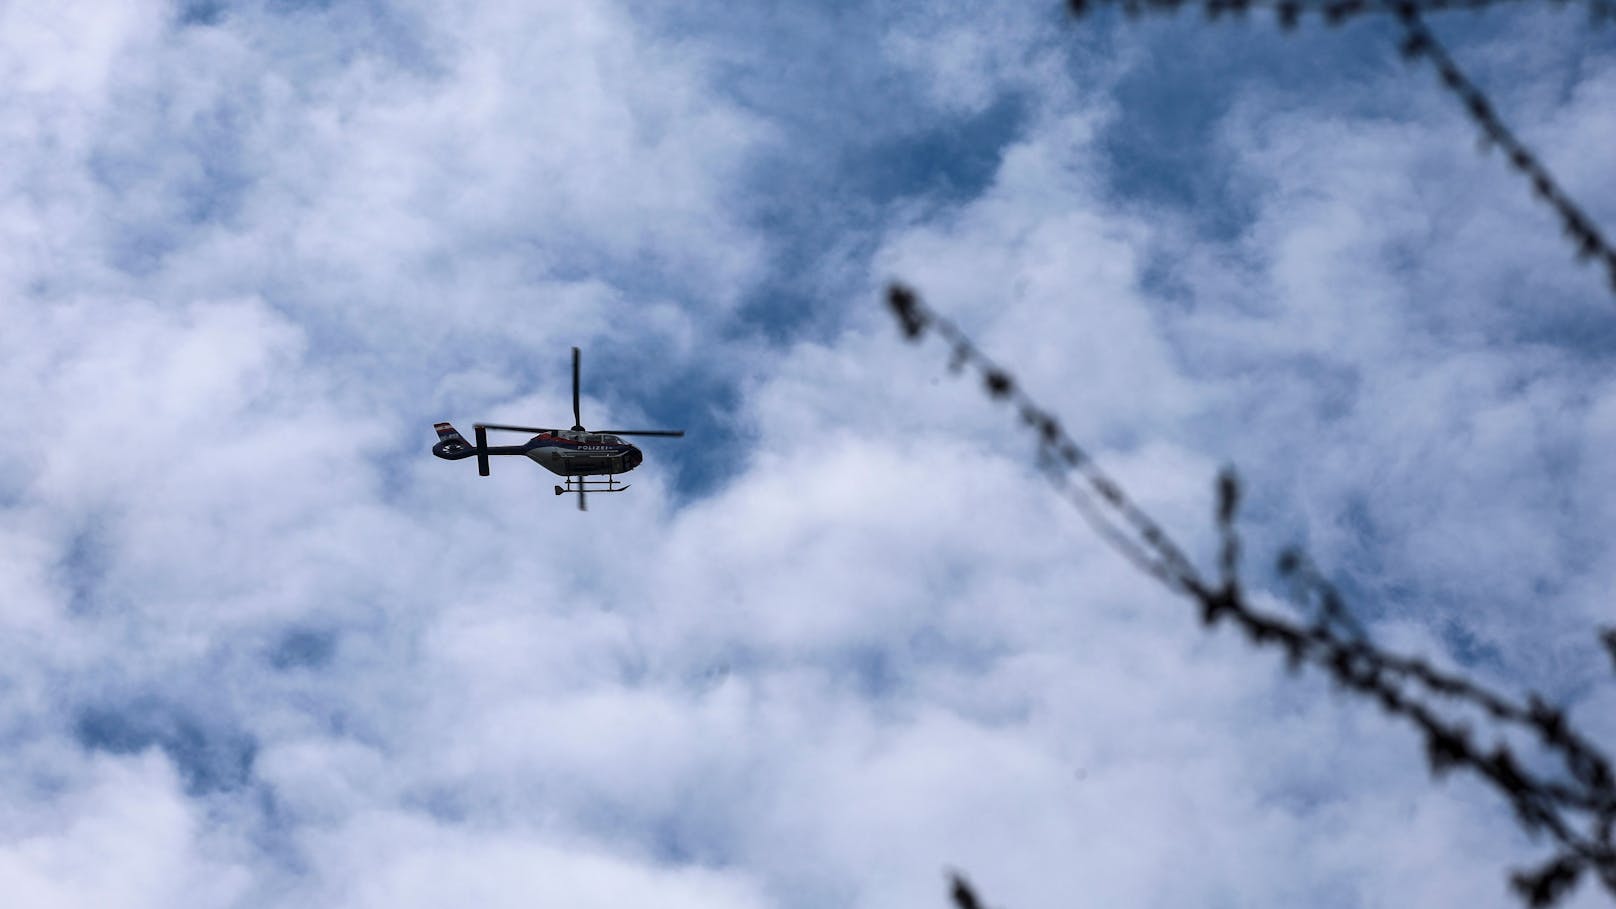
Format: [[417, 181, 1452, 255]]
[[2, 1, 1615, 906]]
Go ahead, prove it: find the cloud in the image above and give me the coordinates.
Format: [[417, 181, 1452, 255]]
[[301, 811, 770, 909], [0, 2, 1613, 908], [0, 753, 252, 909]]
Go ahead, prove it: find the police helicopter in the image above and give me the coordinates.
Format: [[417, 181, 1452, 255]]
[[432, 347, 683, 511]]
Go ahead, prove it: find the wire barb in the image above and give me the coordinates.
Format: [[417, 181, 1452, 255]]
[[949, 872, 989, 909]]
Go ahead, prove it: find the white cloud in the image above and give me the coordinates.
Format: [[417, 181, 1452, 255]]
[[0, 3, 1612, 908], [302, 811, 769, 909], [0, 752, 251, 909]]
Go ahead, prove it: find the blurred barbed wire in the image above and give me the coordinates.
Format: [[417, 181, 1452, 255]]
[[1068, 0, 1616, 23], [888, 284, 1616, 906], [1065, 0, 1616, 298], [950, 871, 991, 909]]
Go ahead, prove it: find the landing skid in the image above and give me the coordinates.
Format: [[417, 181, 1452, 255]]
[[554, 475, 630, 511]]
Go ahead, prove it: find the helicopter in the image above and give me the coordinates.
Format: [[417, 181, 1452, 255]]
[[432, 347, 684, 510]]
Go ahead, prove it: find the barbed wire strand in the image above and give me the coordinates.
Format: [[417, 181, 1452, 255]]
[[950, 872, 990, 909], [1065, 0, 1616, 298], [1068, 0, 1616, 26], [891, 286, 1205, 591], [889, 284, 1616, 907]]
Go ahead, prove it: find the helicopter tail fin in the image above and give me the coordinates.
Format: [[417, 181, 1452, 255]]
[[432, 422, 475, 460]]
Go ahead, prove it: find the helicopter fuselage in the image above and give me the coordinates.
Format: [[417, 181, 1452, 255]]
[[524, 431, 642, 477]]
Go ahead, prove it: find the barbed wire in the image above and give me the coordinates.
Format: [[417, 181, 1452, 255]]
[[950, 872, 990, 909], [1064, 0, 1616, 299], [888, 284, 1616, 906], [1067, 0, 1616, 26], [1393, 6, 1616, 296]]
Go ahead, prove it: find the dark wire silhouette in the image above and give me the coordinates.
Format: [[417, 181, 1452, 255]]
[[1067, 0, 1616, 24], [950, 871, 989, 909], [1065, 0, 1616, 298], [887, 284, 1616, 906]]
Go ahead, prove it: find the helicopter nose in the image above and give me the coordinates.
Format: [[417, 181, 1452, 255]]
[[627, 446, 643, 469]]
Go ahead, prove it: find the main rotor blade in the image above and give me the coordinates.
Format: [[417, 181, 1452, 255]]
[[475, 426, 490, 477], [571, 346, 582, 431], [578, 488, 587, 512], [595, 429, 685, 437], [475, 423, 562, 434]]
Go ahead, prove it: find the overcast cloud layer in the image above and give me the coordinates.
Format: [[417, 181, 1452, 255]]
[[3, 2, 1615, 907]]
